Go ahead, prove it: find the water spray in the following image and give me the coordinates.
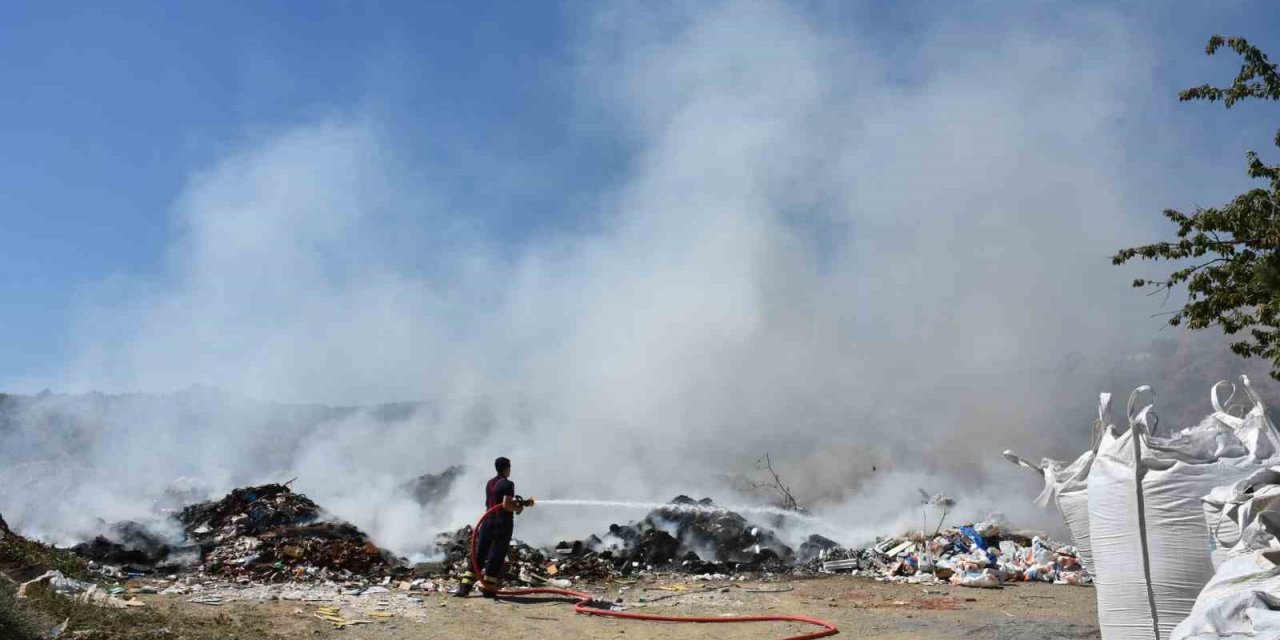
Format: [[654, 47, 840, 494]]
[[534, 498, 822, 523]]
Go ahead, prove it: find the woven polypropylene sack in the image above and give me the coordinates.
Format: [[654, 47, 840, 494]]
[[1171, 550, 1280, 639], [1090, 378, 1280, 640]]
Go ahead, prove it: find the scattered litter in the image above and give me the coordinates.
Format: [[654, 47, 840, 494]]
[[16, 571, 91, 599], [49, 617, 69, 639]]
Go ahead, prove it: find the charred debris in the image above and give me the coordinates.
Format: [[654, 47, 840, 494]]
[[434, 494, 806, 586], [65, 484, 399, 584], [21, 482, 1087, 592]]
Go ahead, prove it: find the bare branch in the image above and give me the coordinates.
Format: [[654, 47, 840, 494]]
[[748, 453, 801, 512]]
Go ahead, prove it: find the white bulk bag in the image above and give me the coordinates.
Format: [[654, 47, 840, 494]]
[[1090, 379, 1280, 640], [1175, 466, 1280, 639], [1171, 550, 1280, 639], [1004, 392, 1112, 574], [1203, 467, 1280, 568], [1202, 381, 1280, 567]]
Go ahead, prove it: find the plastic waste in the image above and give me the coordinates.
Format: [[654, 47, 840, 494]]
[[950, 569, 1000, 589], [16, 571, 90, 598], [959, 526, 987, 550]]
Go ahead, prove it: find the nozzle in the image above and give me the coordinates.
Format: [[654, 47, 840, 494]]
[[523, 496, 536, 508]]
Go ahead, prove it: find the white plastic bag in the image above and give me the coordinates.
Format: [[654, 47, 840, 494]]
[[1090, 378, 1280, 640], [950, 569, 1000, 589]]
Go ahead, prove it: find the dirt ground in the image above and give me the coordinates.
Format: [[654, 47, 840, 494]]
[[144, 576, 1100, 640]]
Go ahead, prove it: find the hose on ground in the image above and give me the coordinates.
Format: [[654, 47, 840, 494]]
[[468, 503, 839, 640]]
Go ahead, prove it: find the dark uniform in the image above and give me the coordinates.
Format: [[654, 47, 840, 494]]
[[475, 474, 515, 587]]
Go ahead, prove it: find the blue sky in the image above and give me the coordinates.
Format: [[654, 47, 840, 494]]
[[2, 2, 581, 377], [2, 1, 1280, 393]]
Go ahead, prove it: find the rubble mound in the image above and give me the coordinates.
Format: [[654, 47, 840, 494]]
[[587, 496, 795, 575], [796, 534, 839, 563], [504, 496, 800, 581], [432, 530, 617, 584], [433, 526, 472, 568], [178, 484, 398, 581], [434, 496, 799, 584]]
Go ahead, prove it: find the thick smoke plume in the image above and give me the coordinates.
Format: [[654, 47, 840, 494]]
[[0, 1, 1269, 554]]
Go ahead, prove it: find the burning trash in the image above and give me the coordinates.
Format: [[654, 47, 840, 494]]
[[429, 492, 1092, 592], [177, 483, 400, 581], [553, 496, 798, 577], [434, 495, 800, 586]]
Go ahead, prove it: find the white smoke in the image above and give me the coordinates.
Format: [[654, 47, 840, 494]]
[[0, 1, 1241, 553]]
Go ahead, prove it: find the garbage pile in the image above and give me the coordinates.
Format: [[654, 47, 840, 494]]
[[544, 538, 617, 581], [430, 494, 1091, 591], [178, 483, 401, 581], [810, 522, 1089, 588], [433, 526, 472, 568], [432, 525, 613, 585], [540, 496, 798, 578], [436, 496, 802, 586], [796, 534, 840, 563]]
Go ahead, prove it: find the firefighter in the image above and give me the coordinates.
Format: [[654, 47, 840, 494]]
[[454, 456, 524, 597]]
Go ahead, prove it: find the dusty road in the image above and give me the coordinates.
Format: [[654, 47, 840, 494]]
[[149, 576, 1099, 640]]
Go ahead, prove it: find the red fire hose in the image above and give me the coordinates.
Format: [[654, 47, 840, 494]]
[[468, 503, 839, 640]]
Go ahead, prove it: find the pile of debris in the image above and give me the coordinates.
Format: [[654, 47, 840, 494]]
[[433, 526, 472, 568], [544, 538, 616, 581], [431, 526, 589, 587], [30, 479, 1093, 595], [592, 496, 796, 574], [811, 521, 1088, 588], [436, 496, 802, 586], [177, 483, 400, 582]]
